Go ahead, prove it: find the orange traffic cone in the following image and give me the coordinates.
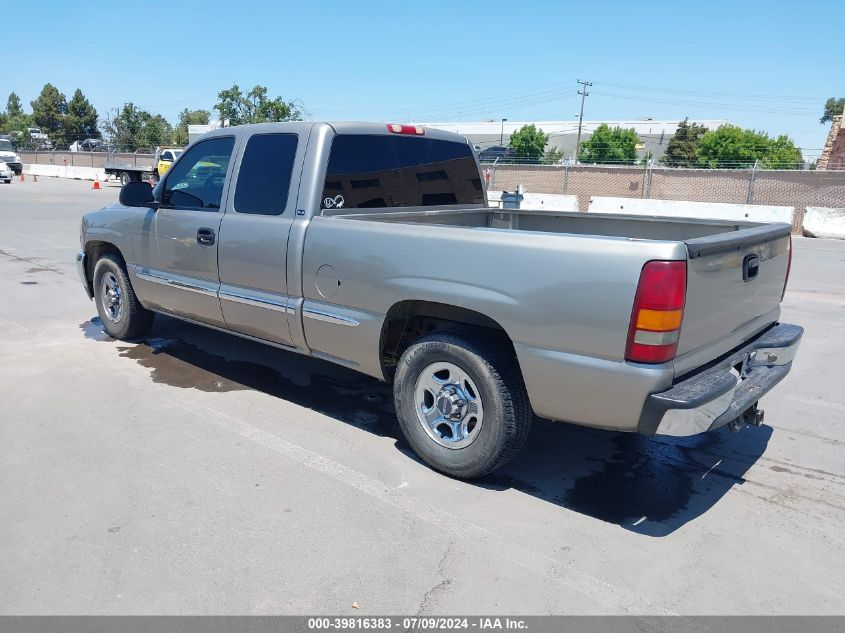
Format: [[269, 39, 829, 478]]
[[19, 172, 24, 182], [92, 180, 101, 190]]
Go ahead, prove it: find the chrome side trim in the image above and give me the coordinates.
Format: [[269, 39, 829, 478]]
[[136, 269, 217, 297], [302, 307, 359, 327], [151, 308, 302, 353], [219, 290, 288, 313]]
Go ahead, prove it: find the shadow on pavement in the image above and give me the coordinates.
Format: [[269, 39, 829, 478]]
[[81, 314, 771, 537]]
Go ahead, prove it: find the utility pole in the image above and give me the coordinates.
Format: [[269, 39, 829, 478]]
[[500, 118, 508, 146], [574, 79, 592, 164]]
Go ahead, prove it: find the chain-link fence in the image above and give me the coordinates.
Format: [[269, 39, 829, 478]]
[[19, 150, 155, 169], [488, 164, 845, 232]]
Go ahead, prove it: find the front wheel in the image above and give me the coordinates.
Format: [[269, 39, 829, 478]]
[[92, 254, 154, 340], [394, 331, 532, 479]]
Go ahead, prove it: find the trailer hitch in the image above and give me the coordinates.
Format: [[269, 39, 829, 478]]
[[728, 404, 765, 433]]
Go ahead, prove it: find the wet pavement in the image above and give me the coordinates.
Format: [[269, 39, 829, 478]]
[[0, 178, 843, 615]]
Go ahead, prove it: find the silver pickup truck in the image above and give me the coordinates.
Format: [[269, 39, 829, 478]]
[[77, 122, 802, 478]]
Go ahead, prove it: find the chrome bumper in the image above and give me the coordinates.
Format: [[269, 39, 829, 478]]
[[76, 251, 93, 299], [639, 323, 803, 437]]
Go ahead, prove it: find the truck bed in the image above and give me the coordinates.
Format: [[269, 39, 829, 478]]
[[324, 206, 780, 243], [319, 205, 792, 381]]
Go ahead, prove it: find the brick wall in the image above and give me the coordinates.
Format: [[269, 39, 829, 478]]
[[489, 164, 845, 233]]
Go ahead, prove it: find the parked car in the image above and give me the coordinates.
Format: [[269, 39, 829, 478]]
[[0, 138, 22, 175], [73, 139, 116, 153], [27, 127, 53, 150], [0, 160, 12, 183], [77, 122, 802, 479], [478, 145, 515, 163]]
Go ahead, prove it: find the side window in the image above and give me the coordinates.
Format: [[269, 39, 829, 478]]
[[234, 133, 299, 215], [161, 151, 173, 161], [162, 136, 235, 210], [321, 135, 483, 210]]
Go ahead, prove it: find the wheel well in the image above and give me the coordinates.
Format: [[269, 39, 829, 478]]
[[380, 300, 513, 376], [83, 241, 125, 295]]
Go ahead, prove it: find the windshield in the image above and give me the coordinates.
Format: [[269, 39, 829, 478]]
[[0, 140, 14, 152]]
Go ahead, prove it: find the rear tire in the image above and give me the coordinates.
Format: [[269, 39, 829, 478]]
[[120, 171, 131, 186], [394, 330, 532, 479], [92, 254, 154, 340]]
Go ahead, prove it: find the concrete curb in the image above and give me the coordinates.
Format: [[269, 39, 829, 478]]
[[24, 164, 106, 181], [588, 196, 794, 225], [803, 207, 845, 239]]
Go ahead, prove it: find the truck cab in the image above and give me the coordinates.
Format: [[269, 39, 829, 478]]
[[154, 147, 184, 180]]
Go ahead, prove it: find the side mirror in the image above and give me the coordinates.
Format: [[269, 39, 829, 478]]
[[119, 181, 157, 208]]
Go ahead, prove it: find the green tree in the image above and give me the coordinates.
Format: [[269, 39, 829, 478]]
[[102, 103, 173, 151], [507, 124, 548, 161], [542, 146, 564, 165], [63, 89, 100, 144], [30, 83, 68, 144], [697, 125, 803, 169], [578, 123, 639, 164], [6, 92, 23, 117], [139, 114, 174, 149], [214, 84, 302, 125], [662, 119, 708, 168], [173, 108, 210, 146], [820, 97, 845, 124], [1, 92, 33, 142]]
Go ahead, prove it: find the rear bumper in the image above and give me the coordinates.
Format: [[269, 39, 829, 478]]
[[639, 323, 802, 436]]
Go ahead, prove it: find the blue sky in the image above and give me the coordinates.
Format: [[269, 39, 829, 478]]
[[4, 0, 840, 158]]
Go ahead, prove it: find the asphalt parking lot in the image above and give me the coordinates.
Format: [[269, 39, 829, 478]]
[[0, 177, 843, 615]]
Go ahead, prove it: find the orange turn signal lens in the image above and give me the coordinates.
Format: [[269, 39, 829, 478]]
[[635, 309, 683, 331]]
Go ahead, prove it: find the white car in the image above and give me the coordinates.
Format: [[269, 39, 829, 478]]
[[0, 161, 12, 184]]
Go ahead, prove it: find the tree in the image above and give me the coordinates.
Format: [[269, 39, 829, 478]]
[[101, 102, 173, 151], [6, 92, 23, 117], [173, 108, 210, 146], [820, 97, 845, 124], [662, 119, 707, 168], [508, 124, 548, 161], [578, 123, 639, 164], [30, 83, 68, 143], [63, 89, 100, 143], [214, 83, 302, 126], [697, 125, 803, 169], [542, 146, 564, 165]]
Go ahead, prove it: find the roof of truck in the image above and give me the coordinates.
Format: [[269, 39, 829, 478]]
[[197, 121, 472, 145]]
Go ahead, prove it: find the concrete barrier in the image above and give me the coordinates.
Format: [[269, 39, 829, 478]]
[[488, 190, 579, 212], [803, 207, 845, 239], [588, 196, 794, 225], [25, 164, 106, 181]]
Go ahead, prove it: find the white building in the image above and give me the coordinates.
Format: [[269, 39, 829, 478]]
[[415, 119, 729, 161]]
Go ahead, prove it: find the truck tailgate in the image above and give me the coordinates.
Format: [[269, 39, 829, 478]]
[[674, 223, 792, 377]]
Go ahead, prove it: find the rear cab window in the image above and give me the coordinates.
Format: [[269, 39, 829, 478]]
[[321, 134, 483, 210], [234, 133, 299, 215]]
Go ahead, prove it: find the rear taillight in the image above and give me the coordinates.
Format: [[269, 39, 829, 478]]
[[781, 235, 792, 301], [386, 123, 425, 135], [625, 261, 687, 364]]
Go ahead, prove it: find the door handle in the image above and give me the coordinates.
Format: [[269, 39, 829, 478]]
[[196, 227, 215, 246]]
